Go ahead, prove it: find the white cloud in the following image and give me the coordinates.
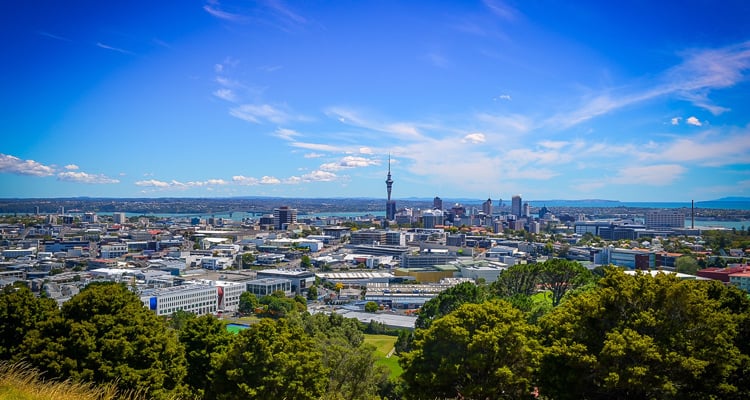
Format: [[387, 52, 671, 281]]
[[290, 141, 346, 153], [320, 156, 380, 171], [612, 164, 686, 185], [671, 117, 681, 125], [213, 88, 236, 102], [303, 152, 325, 158], [57, 171, 119, 184], [359, 147, 373, 154], [642, 129, 750, 166], [494, 94, 512, 101], [686, 116, 703, 126], [483, 0, 519, 21], [260, 176, 281, 184], [462, 133, 486, 144], [135, 178, 227, 189], [214, 63, 224, 73], [302, 170, 337, 182], [232, 175, 259, 186], [64, 164, 79, 170], [0, 154, 55, 177], [96, 42, 135, 56], [135, 179, 171, 188], [203, 4, 246, 22], [275, 128, 301, 141], [229, 104, 291, 124]]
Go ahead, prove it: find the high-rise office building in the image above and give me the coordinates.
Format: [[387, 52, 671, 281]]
[[385, 155, 395, 222], [273, 206, 297, 230], [433, 196, 443, 210], [511, 195, 522, 217], [645, 211, 684, 229], [482, 197, 493, 216], [523, 202, 531, 218]]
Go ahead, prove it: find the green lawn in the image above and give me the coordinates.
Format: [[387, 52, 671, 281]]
[[364, 334, 403, 378]]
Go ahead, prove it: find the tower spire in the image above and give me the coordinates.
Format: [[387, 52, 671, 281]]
[[385, 154, 395, 226]]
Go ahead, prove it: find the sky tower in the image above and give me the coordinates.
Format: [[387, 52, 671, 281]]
[[385, 155, 396, 225]]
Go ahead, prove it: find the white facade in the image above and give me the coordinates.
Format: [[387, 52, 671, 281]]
[[100, 243, 128, 259], [140, 284, 218, 316]]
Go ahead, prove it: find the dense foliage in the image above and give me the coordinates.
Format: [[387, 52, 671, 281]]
[[402, 300, 540, 399], [17, 283, 187, 399], [3, 264, 750, 400]]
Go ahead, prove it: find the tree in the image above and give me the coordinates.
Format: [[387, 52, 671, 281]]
[[365, 301, 379, 312], [307, 285, 319, 300], [19, 282, 187, 400], [178, 314, 232, 398], [401, 300, 540, 399], [538, 269, 750, 400], [675, 255, 700, 274], [211, 318, 327, 400], [415, 281, 487, 329], [538, 258, 593, 307], [301, 312, 389, 400], [300, 254, 312, 269], [490, 263, 542, 298], [0, 283, 58, 361], [240, 252, 255, 268], [238, 291, 259, 314]]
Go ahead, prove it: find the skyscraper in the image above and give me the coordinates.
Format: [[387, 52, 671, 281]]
[[385, 155, 395, 222], [511, 195, 522, 217], [433, 196, 443, 210], [482, 197, 493, 216], [273, 206, 297, 230]]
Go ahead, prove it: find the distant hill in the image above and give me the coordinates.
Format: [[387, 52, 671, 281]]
[[705, 197, 750, 202]]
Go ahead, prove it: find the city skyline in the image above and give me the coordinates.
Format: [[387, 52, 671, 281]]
[[2, 1, 750, 201]]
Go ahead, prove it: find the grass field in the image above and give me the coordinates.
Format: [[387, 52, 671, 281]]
[[364, 334, 403, 378]]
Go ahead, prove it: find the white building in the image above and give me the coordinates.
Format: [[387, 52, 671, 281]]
[[140, 284, 218, 317], [2, 247, 37, 259], [100, 243, 128, 259]]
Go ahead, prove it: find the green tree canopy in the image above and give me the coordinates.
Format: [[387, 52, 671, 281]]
[[238, 291, 259, 314], [178, 314, 233, 398], [365, 301, 379, 312], [415, 281, 487, 329], [538, 269, 750, 400], [19, 282, 187, 400], [0, 283, 58, 361], [211, 318, 327, 400], [538, 258, 593, 306], [675, 255, 700, 275], [401, 300, 540, 400], [490, 263, 542, 299]]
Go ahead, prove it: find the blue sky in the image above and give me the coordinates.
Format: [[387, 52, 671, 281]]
[[2, 0, 749, 202]]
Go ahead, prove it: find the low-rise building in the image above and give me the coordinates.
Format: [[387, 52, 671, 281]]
[[140, 284, 218, 317]]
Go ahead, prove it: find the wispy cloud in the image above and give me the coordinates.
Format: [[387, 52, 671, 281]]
[[304, 152, 325, 158], [274, 128, 302, 141], [57, 171, 119, 184], [96, 42, 135, 56], [611, 164, 686, 185], [640, 128, 750, 167], [213, 88, 237, 102], [553, 41, 750, 127], [482, 0, 520, 21], [37, 31, 71, 42], [203, 3, 246, 22], [326, 107, 427, 140], [229, 104, 292, 124], [0, 154, 55, 176]]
